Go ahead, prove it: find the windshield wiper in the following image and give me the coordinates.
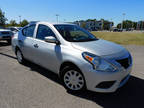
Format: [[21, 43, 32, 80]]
[[71, 38, 98, 42]]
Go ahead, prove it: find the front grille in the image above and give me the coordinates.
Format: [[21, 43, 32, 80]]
[[116, 57, 130, 69], [1, 32, 10, 34]]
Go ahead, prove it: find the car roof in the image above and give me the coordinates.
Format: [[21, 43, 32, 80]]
[[29, 21, 75, 26]]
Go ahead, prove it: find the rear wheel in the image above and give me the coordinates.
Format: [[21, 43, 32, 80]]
[[16, 49, 25, 64], [61, 66, 86, 92]]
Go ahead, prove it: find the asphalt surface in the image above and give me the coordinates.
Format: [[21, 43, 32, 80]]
[[0, 41, 144, 108]]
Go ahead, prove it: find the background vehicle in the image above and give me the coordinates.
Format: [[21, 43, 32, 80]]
[[7, 27, 22, 34], [12, 22, 132, 93], [0, 29, 13, 44], [113, 28, 123, 32]]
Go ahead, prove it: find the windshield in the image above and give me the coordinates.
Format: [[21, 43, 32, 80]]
[[54, 24, 98, 42]]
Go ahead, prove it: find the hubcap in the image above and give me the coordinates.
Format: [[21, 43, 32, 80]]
[[64, 70, 84, 90], [17, 51, 22, 63]]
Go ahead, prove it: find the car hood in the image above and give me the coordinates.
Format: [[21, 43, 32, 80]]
[[71, 39, 127, 56]]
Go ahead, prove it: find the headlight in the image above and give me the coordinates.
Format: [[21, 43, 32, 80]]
[[82, 52, 117, 72]]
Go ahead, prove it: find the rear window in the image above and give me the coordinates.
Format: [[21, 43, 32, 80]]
[[22, 25, 36, 37]]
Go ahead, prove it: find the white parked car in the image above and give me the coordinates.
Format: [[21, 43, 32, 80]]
[[0, 29, 13, 44], [7, 27, 22, 34], [12, 22, 133, 93]]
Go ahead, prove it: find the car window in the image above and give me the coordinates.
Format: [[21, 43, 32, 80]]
[[22, 25, 36, 37], [36, 24, 55, 40], [54, 25, 98, 42], [22, 28, 27, 36]]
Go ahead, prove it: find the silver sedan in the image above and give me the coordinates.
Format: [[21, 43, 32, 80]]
[[12, 22, 132, 93]]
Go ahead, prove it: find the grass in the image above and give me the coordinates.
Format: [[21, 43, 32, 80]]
[[91, 31, 144, 45]]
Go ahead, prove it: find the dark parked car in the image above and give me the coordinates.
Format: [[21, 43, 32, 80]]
[[0, 29, 13, 44]]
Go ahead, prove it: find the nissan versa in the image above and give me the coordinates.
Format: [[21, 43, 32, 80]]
[[12, 22, 133, 93]]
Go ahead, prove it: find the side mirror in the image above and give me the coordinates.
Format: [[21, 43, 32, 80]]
[[44, 36, 60, 45]]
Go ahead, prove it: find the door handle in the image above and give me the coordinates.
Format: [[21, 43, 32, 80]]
[[34, 44, 39, 48]]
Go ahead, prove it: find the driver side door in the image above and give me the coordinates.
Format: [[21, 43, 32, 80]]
[[32, 24, 62, 73]]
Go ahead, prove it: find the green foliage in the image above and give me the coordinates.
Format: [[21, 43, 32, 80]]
[[20, 19, 29, 27], [100, 19, 113, 30], [86, 19, 97, 22], [9, 20, 17, 26], [0, 9, 29, 28], [103, 20, 113, 30], [80, 22, 86, 28], [117, 23, 121, 29], [117, 20, 137, 29], [0, 9, 7, 27]]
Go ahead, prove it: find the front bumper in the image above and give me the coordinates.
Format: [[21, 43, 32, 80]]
[[82, 64, 132, 93]]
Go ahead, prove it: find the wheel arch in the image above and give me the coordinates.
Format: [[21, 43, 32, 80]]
[[59, 61, 87, 91], [15, 46, 21, 55], [59, 61, 82, 77]]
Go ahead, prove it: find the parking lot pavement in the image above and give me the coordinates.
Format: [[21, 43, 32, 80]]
[[0, 42, 144, 108]]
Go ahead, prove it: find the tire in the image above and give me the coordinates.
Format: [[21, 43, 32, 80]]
[[61, 66, 86, 92], [16, 49, 25, 64]]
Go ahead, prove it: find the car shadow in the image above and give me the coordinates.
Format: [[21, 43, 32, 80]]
[[0, 52, 17, 59], [25, 62, 144, 108], [0, 52, 143, 108], [67, 76, 144, 108], [23, 61, 144, 108], [23, 61, 62, 85]]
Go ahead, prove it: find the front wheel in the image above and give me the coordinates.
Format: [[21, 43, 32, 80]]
[[61, 66, 86, 92]]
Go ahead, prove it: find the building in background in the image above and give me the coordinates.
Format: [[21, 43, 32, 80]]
[[74, 19, 113, 31], [85, 20, 102, 31], [137, 21, 144, 30]]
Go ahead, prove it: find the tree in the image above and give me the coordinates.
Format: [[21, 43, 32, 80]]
[[117, 20, 137, 30], [86, 19, 97, 22], [102, 20, 113, 30], [117, 23, 121, 29], [0, 9, 7, 27], [81, 22, 86, 28], [9, 20, 17, 26], [100, 19, 104, 30], [20, 19, 29, 27], [132, 22, 137, 29]]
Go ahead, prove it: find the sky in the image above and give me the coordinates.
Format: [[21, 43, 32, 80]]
[[0, 0, 144, 26]]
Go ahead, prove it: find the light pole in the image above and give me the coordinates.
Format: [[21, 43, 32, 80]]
[[56, 14, 59, 23], [110, 18, 113, 31], [19, 16, 21, 25], [101, 19, 104, 30], [121, 13, 126, 30]]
